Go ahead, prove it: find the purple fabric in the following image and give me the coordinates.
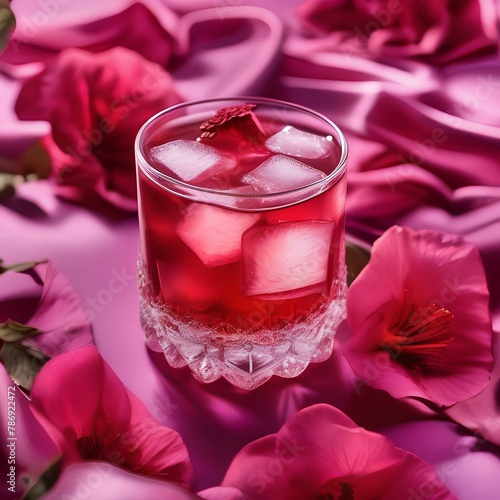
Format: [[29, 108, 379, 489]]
[[1, 0, 500, 498]]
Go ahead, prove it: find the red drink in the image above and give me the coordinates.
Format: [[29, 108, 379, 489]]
[[136, 98, 348, 389]]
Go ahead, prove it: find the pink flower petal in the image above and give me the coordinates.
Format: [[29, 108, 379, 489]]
[[197, 486, 244, 500], [25, 261, 93, 356], [42, 462, 199, 500], [222, 404, 455, 499], [117, 392, 194, 488], [30, 346, 131, 463], [345, 225, 493, 407], [15, 46, 184, 215], [30, 345, 193, 487]]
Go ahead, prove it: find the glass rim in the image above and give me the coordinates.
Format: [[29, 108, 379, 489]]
[[135, 96, 349, 199]]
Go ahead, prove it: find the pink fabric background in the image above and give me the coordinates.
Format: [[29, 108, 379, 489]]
[[1, 0, 500, 498]]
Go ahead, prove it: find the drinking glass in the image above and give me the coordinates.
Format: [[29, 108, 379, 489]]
[[135, 97, 348, 389]]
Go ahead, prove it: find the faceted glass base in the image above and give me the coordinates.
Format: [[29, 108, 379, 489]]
[[139, 268, 347, 390]]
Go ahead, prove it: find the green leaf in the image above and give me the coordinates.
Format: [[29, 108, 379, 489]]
[[0, 320, 41, 343], [0, 342, 50, 393], [345, 237, 371, 287], [23, 457, 62, 500]]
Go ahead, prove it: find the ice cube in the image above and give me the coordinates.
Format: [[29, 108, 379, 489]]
[[241, 155, 325, 194], [194, 184, 260, 207], [265, 126, 332, 159], [241, 220, 335, 297], [150, 139, 236, 183], [176, 203, 260, 266]]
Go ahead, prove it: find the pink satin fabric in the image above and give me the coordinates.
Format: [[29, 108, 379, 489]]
[[1, 0, 500, 498]]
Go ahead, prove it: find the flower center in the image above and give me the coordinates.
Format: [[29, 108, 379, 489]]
[[315, 482, 354, 500], [381, 290, 454, 371], [339, 482, 355, 500], [76, 429, 124, 465], [76, 433, 156, 474], [76, 435, 108, 460]]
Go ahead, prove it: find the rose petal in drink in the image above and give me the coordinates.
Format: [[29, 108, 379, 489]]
[[241, 155, 325, 194], [150, 139, 236, 183], [241, 220, 335, 297], [176, 203, 260, 266], [265, 125, 332, 159]]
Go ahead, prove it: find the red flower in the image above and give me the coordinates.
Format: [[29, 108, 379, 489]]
[[199, 104, 266, 141], [296, 0, 498, 64], [15, 46, 184, 215], [222, 403, 456, 499], [344, 225, 493, 407], [29, 345, 193, 488]]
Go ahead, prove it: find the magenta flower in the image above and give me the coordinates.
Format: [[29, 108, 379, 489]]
[[29, 345, 193, 489], [296, 0, 498, 64], [221, 403, 455, 499], [344, 225, 493, 408], [15, 46, 184, 215]]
